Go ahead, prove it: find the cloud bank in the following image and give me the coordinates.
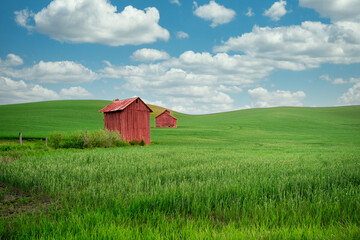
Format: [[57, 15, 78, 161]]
[[1, 54, 98, 84], [214, 21, 360, 69], [0, 76, 93, 105]]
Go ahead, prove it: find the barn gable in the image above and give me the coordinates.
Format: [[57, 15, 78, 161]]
[[99, 97, 152, 113], [99, 97, 152, 144]]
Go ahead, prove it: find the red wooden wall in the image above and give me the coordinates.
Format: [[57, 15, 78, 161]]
[[156, 111, 177, 128], [103, 99, 151, 144]]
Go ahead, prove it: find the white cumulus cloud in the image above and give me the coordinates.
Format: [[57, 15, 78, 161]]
[[1, 58, 98, 84], [15, 0, 169, 46], [174, 51, 273, 82], [0, 76, 59, 104], [338, 82, 360, 105], [101, 50, 274, 113], [100, 49, 295, 113], [214, 21, 360, 70], [131, 49, 170, 62], [193, 1, 236, 27], [0, 54, 24, 67], [0, 76, 93, 104], [264, 0, 287, 21], [248, 87, 306, 108], [102, 51, 272, 88]]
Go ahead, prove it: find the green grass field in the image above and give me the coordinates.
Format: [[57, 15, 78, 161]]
[[1, 101, 360, 239]]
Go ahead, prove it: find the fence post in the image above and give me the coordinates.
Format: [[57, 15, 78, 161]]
[[19, 132, 22, 145], [45, 137, 48, 146]]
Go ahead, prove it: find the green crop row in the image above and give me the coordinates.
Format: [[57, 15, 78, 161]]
[[0, 102, 359, 238], [1, 145, 359, 239]]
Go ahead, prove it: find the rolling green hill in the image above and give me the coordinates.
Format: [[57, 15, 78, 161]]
[[0, 100, 109, 138], [1, 101, 360, 238], [0, 100, 173, 138], [0, 100, 359, 148]]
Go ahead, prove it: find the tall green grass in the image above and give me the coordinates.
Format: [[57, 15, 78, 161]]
[[0, 102, 359, 238], [1, 146, 359, 238]]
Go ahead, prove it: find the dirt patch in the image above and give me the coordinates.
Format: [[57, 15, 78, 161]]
[[0, 182, 53, 218]]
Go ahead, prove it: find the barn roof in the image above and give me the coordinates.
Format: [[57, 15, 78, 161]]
[[99, 97, 153, 113], [155, 109, 177, 120]]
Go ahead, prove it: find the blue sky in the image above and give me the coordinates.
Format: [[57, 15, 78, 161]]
[[1, 0, 360, 114]]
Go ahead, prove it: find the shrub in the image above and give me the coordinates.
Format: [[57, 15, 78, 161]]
[[49, 132, 62, 149], [61, 131, 85, 149], [48, 129, 129, 149]]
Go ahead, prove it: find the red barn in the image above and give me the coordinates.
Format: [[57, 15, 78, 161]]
[[99, 97, 153, 144], [155, 109, 177, 128]]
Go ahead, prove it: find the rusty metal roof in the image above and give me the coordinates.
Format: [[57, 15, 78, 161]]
[[155, 109, 177, 120], [99, 97, 153, 113]]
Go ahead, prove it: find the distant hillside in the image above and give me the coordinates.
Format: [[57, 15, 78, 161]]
[[0, 100, 359, 141], [0, 100, 107, 138], [0, 100, 178, 138]]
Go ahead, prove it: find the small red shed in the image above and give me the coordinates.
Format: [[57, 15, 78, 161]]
[[99, 97, 153, 144], [155, 109, 177, 128]]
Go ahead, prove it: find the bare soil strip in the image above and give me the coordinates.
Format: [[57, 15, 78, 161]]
[[0, 182, 53, 219]]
